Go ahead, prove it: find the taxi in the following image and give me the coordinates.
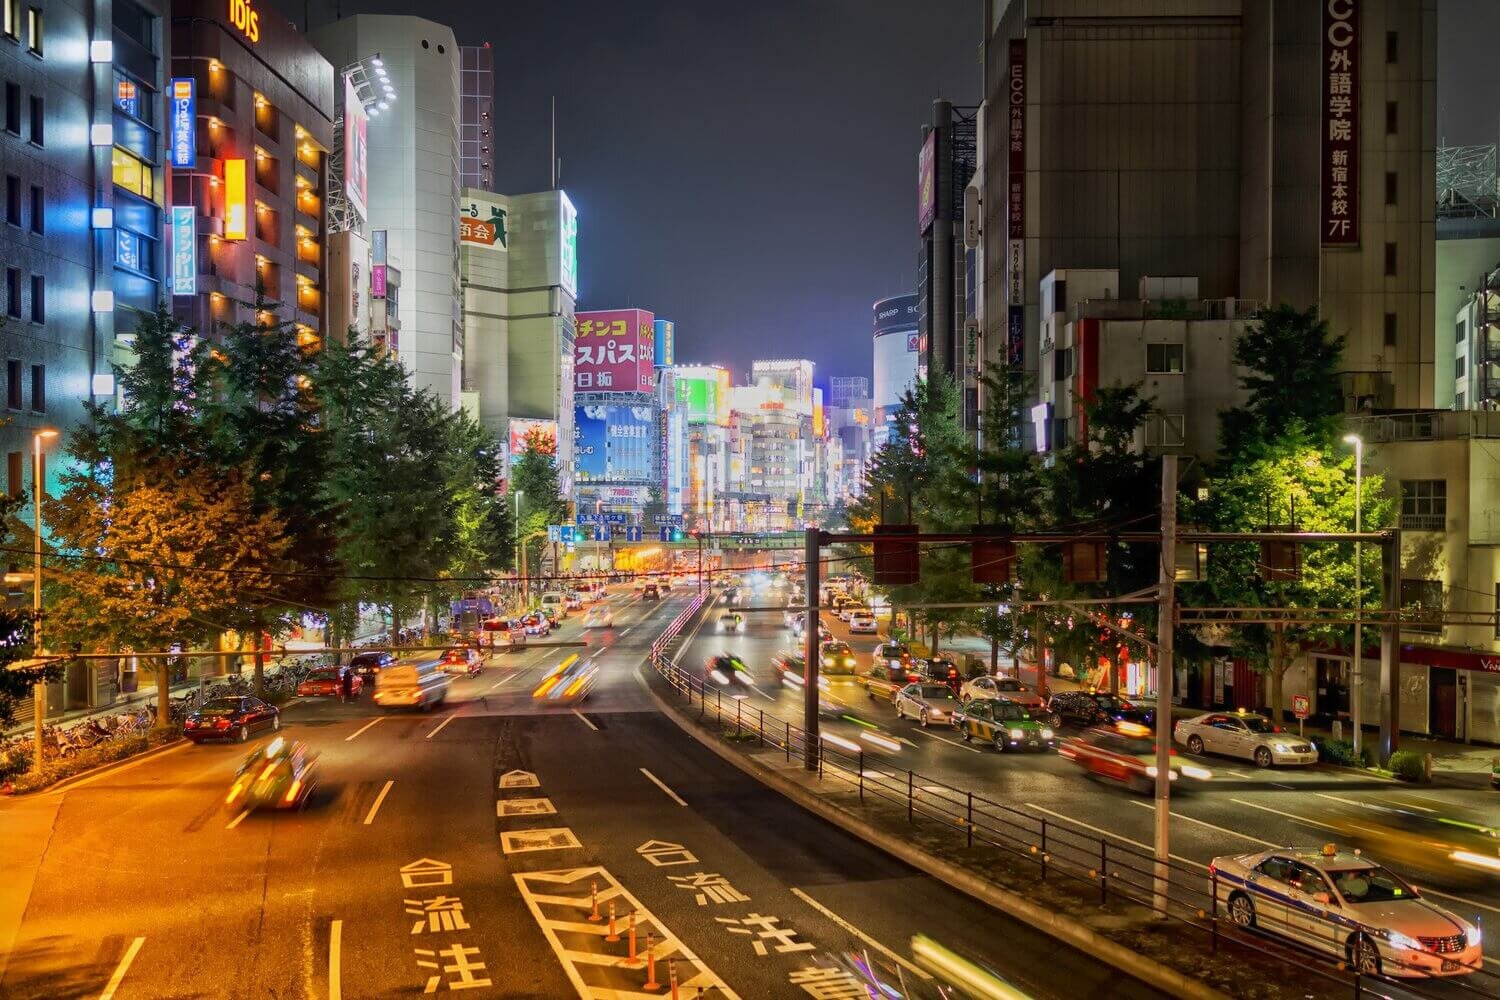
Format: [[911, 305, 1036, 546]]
[[1211, 844, 1482, 978], [1056, 722, 1211, 793], [1174, 709, 1317, 767]]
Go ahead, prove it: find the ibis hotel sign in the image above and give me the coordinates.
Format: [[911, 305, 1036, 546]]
[[229, 0, 260, 43]]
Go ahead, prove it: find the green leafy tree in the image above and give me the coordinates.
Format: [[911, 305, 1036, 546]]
[[512, 430, 568, 586], [435, 409, 513, 598], [1220, 304, 1345, 458]]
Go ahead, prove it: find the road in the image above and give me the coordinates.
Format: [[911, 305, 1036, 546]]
[[684, 581, 1500, 991], [0, 585, 1160, 999]]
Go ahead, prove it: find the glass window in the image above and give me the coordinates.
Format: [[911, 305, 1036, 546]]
[[1457, 320, 1467, 344], [1384, 242, 1397, 277], [4, 82, 17, 134], [113, 72, 141, 120], [115, 228, 142, 270], [112, 0, 154, 52], [3, 269, 17, 319], [5, 174, 17, 226], [28, 273, 42, 322], [1401, 480, 1446, 520], [29, 363, 42, 412], [3, 0, 16, 39], [1456, 355, 1466, 380], [24, 4, 38, 55], [111, 147, 152, 199], [27, 93, 40, 145], [28, 183, 39, 233], [5, 359, 17, 406], [1146, 343, 1185, 373], [1400, 579, 1444, 633], [6, 452, 19, 497], [1384, 312, 1397, 347]]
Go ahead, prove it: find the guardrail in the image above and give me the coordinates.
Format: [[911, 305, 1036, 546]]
[[645, 635, 1499, 1000]]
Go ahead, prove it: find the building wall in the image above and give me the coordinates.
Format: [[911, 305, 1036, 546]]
[[309, 15, 460, 408], [457, 42, 490, 191], [1437, 225, 1500, 409]]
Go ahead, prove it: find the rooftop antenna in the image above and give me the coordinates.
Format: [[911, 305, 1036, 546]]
[[550, 96, 557, 189]]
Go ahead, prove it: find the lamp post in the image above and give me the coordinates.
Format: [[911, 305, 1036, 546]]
[[514, 489, 524, 607], [31, 428, 58, 772], [1343, 433, 1364, 758]]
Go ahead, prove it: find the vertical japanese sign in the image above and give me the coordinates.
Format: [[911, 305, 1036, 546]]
[[917, 130, 936, 235], [653, 318, 674, 366], [371, 229, 388, 298], [1006, 39, 1026, 367], [171, 206, 195, 296], [169, 78, 196, 168], [343, 76, 368, 221], [573, 405, 607, 479], [574, 309, 654, 392], [558, 192, 579, 298], [1321, 0, 1359, 247], [223, 158, 247, 241]]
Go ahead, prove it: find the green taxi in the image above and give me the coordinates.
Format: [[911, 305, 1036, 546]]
[[958, 698, 1056, 752]]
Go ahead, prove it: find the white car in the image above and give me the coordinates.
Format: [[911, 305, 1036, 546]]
[[1174, 711, 1317, 767], [1211, 844, 1482, 978], [959, 675, 1044, 711], [582, 605, 614, 629], [893, 682, 961, 727], [717, 611, 745, 632], [848, 610, 878, 634]]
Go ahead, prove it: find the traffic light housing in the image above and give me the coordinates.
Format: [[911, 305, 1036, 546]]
[[1061, 538, 1108, 584], [970, 528, 1017, 584], [872, 523, 919, 585]]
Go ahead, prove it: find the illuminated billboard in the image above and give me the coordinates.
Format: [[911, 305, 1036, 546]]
[[918, 130, 936, 235], [460, 194, 508, 251], [171, 206, 195, 296], [344, 76, 367, 221], [653, 318, 674, 367], [170, 78, 195, 168], [673, 365, 730, 426], [574, 309, 654, 392], [574, 407, 606, 479], [508, 418, 558, 464], [558, 192, 578, 298], [223, 158, 247, 241]]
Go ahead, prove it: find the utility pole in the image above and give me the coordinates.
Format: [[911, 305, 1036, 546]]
[[696, 531, 704, 595], [1153, 454, 1177, 917], [1344, 434, 1364, 758], [1379, 528, 1401, 764], [803, 527, 821, 771]]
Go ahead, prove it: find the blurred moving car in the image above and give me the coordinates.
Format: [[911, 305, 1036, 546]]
[[1057, 723, 1209, 793], [482, 618, 526, 651], [1174, 710, 1316, 767], [860, 660, 921, 702], [1212, 844, 1482, 978], [582, 605, 615, 629], [642, 583, 660, 600], [185, 696, 280, 744], [1045, 690, 1153, 729], [958, 698, 1055, 751], [539, 591, 568, 620], [704, 653, 753, 688], [532, 656, 598, 703], [818, 640, 857, 675], [848, 610, 878, 634], [225, 737, 317, 812], [348, 650, 396, 682], [894, 682, 961, 727], [373, 658, 450, 711], [439, 646, 483, 677], [960, 675, 1044, 711], [521, 613, 552, 637], [717, 611, 745, 632], [296, 665, 362, 699], [565, 592, 583, 610]]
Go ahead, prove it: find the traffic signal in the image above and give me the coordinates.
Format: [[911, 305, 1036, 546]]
[[671, 528, 684, 542], [970, 528, 1017, 584], [872, 523, 919, 585], [1061, 538, 1108, 584]]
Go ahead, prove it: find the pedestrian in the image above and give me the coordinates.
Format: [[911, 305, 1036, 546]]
[[341, 667, 354, 703]]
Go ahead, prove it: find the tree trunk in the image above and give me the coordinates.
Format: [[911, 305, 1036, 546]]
[[989, 634, 999, 674], [1269, 624, 1287, 723], [252, 614, 266, 699], [154, 662, 170, 727], [1107, 652, 1118, 696]]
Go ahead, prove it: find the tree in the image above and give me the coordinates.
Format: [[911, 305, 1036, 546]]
[[511, 431, 568, 585], [45, 456, 289, 726], [1219, 304, 1344, 458], [435, 410, 512, 596]]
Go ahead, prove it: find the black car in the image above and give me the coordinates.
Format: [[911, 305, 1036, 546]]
[[642, 584, 660, 600], [349, 650, 396, 681], [1044, 690, 1153, 729], [185, 696, 281, 744]]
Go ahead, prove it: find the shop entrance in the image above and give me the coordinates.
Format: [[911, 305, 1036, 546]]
[[1314, 656, 1349, 720], [1428, 667, 1458, 739]]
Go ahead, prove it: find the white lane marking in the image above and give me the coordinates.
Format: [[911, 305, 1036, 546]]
[[789, 887, 932, 981], [344, 717, 384, 742], [912, 728, 982, 754], [620, 626, 634, 636], [1128, 800, 1278, 848], [639, 767, 687, 807], [572, 710, 599, 732], [363, 780, 394, 825], [98, 935, 145, 1000], [1230, 797, 1343, 833], [46, 741, 191, 795], [329, 919, 343, 1000], [1270, 782, 1295, 790], [1316, 790, 1437, 814], [425, 714, 457, 739], [1022, 803, 1207, 870], [225, 809, 251, 830], [1419, 887, 1500, 918], [486, 673, 517, 691]]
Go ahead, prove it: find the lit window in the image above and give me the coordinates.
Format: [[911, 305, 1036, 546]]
[[3, 0, 16, 39], [111, 147, 153, 200], [25, 5, 40, 55]]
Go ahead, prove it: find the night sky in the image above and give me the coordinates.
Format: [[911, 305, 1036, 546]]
[[282, 0, 1495, 388]]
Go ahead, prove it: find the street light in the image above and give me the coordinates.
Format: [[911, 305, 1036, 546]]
[[1343, 433, 1364, 759], [514, 489, 524, 607], [31, 428, 58, 772]]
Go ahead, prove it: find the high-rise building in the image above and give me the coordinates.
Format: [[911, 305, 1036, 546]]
[[310, 16, 462, 408], [982, 0, 1437, 416], [916, 100, 977, 396], [458, 43, 493, 191], [168, 0, 334, 346], [829, 376, 868, 407], [872, 294, 920, 429]]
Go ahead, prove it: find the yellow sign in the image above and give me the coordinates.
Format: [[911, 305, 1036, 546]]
[[229, 0, 259, 42], [223, 158, 247, 240]]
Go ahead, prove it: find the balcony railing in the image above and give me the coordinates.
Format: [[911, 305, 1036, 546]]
[[1400, 513, 1447, 532]]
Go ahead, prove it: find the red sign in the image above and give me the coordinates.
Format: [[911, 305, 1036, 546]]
[[1006, 38, 1026, 366], [574, 309, 655, 392], [1292, 694, 1310, 720], [1321, 0, 1359, 246]]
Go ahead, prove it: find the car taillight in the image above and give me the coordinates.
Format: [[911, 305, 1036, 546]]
[[185, 719, 198, 729], [283, 778, 302, 804], [215, 718, 231, 729]]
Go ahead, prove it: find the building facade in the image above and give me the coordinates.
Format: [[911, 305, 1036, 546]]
[[310, 15, 461, 407], [917, 100, 976, 398], [872, 293, 919, 436], [457, 42, 491, 191]]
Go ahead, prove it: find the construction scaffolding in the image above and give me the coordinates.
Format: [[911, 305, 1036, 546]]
[[1437, 143, 1497, 220]]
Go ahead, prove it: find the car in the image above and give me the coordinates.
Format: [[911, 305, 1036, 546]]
[[771, 651, 806, 679], [521, 613, 552, 636], [185, 696, 281, 744], [717, 611, 745, 632], [659, 577, 673, 592], [872, 641, 911, 670], [1174, 710, 1317, 767], [642, 584, 660, 600], [894, 682, 961, 727], [482, 618, 527, 651], [348, 650, 395, 682], [1056, 724, 1210, 793], [960, 675, 1044, 711], [958, 698, 1056, 751], [532, 657, 599, 703], [704, 653, 753, 688], [225, 737, 318, 812], [910, 656, 963, 695], [582, 605, 615, 629], [722, 586, 740, 606], [860, 660, 921, 702], [818, 640, 857, 675], [1044, 690, 1153, 729], [373, 658, 450, 711], [848, 610, 878, 634], [1211, 844, 1482, 978], [439, 646, 483, 677], [564, 592, 584, 610], [296, 665, 362, 699], [791, 614, 830, 640], [539, 591, 568, 620]]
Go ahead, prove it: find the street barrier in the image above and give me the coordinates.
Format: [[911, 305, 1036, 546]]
[[645, 626, 1499, 1000]]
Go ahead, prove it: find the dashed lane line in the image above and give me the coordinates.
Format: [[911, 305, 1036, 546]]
[[911, 727, 982, 754], [425, 714, 457, 739], [363, 780, 394, 825], [344, 717, 384, 742], [789, 887, 931, 981], [486, 673, 518, 692], [225, 809, 251, 830], [639, 767, 686, 806], [329, 919, 343, 1000], [1022, 803, 1207, 870], [1128, 800, 1277, 848], [98, 936, 145, 1000], [572, 710, 599, 732]]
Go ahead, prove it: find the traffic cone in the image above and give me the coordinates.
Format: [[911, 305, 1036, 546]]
[[643, 930, 660, 990], [587, 880, 601, 921], [605, 901, 619, 942], [623, 912, 641, 967]]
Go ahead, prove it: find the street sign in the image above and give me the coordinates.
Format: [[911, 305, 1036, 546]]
[[651, 513, 684, 526], [593, 525, 610, 542], [659, 526, 672, 542], [547, 525, 561, 543], [1292, 694, 1310, 720], [560, 526, 575, 543], [576, 513, 598, 525], [626, 525, 643, 542]]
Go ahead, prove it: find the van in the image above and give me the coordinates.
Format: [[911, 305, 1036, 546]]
[[373, 658, 451, 711], [539, 591, 568, 619]]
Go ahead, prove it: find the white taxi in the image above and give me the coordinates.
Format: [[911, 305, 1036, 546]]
[[1174, 710, 1317, 767], [1211, 844, 1482, 978]]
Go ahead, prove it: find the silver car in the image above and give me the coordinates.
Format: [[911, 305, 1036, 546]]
[[894, 682, 960, 728], [1174, 711, 1317, 767]]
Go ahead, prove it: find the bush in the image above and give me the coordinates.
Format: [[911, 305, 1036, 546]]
[[1388, 749, 1427, 783], [0, 744, 32, 783], [1317, 738, 1371, 768], [9, 728, 178, 794]]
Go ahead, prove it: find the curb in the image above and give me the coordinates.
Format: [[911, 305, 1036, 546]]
[[641, 668, 1229, 1000], [14, 737, 189, 796]]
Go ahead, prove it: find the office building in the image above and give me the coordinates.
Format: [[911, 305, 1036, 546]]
[[168, 0, 334, 344], [310, 15, 461, 407], [917, 100, 976, 396], [1436, 145, 1500, 410], [458, 43, 492, 191], [872, 294, 920, 432]]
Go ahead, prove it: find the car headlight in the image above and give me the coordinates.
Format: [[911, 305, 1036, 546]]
[[1041, 728, 1055, 740], [1385, 931, 1424, 952], [1009, 728, 1025, 739], [1467, 927, 1482, 947], [1271, 742, 1295, 753]]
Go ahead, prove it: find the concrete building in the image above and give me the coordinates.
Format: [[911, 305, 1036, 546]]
[[169, 0, 333, 344], [872, 294, 919, 442], [916, 100, 977, 399], [1435, 146, 1500, 410], [458, 42, 491, 191], [310, 16, 461, 407], [983, 0, 1437, 414]]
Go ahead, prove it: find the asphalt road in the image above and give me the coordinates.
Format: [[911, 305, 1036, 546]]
[[684, 582, 1500, 992], [0, 586, 1162, 1000]]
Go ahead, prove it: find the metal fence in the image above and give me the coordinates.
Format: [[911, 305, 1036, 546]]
[[647, 596, 1499, 1000]]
